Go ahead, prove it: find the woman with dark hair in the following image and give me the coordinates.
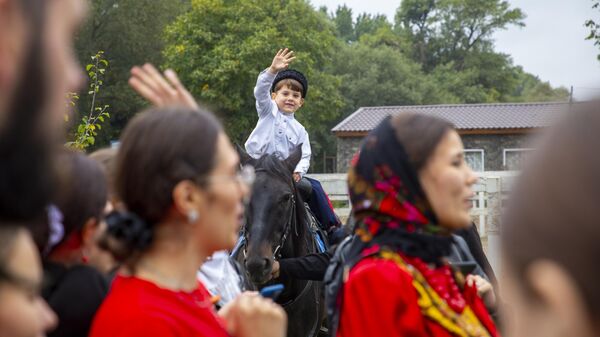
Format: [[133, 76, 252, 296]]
[[0, 1, 86, 336], [0, 0, 86, 223], [0, 226, 57, 337], [330, 113, 497, 337], [501, 100, 600, 337], [90, 107, 286, 337], [42, 151, 110, 337]]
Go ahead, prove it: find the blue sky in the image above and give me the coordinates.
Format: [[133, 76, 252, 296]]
[[310, 0, 600, 100]]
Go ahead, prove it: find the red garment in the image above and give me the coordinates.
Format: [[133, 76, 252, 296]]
[[337, 257, 498, 337], [89, 275, 230, 337]]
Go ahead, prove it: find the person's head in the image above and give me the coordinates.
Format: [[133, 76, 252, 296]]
[[350, 113, 476, 235], [270, 69, 306, 114], [0, 0, 86, 130], [0, 226, 57, 337], [0, 0, 87, 224], [501, 101, 600, 337], [89, 147, 119, 205], [102, 107, 249, 267], [47, 150, 108, 269], [392, 113, 478, 230]]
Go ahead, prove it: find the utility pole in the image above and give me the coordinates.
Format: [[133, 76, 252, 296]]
[[569, 85, 574, 103]]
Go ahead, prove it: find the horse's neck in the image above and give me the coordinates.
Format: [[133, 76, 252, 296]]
[[278, 205, 312, 299]]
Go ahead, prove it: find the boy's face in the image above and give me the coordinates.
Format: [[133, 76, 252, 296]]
[[271, 86, 304, 114]]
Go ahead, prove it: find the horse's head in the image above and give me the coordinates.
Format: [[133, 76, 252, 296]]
[[238, 145, 305, 285]]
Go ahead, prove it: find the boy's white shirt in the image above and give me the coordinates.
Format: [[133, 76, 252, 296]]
[[244, 69, 311, 176]]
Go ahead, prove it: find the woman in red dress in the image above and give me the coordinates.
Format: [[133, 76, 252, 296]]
[[89, 107, 286, 337], [334, 113, 498, 337]]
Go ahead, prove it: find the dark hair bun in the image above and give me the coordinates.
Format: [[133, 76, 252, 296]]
[[100, 211, 153, 262]]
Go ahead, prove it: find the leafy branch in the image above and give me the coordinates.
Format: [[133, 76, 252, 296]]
[[66, 51, 111, 150], [586, 1, 600, 61]]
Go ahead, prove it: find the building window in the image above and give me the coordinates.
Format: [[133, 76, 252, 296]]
[[464, 149, 485, 172], [503, 148, 533, 171]]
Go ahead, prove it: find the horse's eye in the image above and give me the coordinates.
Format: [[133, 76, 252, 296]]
[[280, 194, 292, 203]]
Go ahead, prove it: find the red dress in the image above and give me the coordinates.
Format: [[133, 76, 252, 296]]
[[337, 253, 498, 337], [89, 275, 230, 337]]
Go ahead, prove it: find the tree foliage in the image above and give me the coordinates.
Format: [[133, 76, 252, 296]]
[[163, 0, 344, 165], [586, 1, 600, 61], [73, 0, 569, 170], [74, 0, 187, 148], [67, 51, 112, 150]]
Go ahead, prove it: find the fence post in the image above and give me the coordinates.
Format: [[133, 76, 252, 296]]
[[485, 176, 502, 276]]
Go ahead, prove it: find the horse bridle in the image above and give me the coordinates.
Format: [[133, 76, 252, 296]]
[[243, 168, 299, 261], [272, 193, 297, 260]]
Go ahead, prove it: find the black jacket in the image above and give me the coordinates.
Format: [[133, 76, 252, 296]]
[[42, 262, 109, 337]]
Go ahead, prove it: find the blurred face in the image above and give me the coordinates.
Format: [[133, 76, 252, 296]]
[[0, 229, 57, 337], [0, 0, 86, 131], [271, 87, 304, 114], [44, 0, 87, 130], [196, 133, 250, 253], [0, 0, 31, 118], [501, 259, 598, 337], [86, 202, 117, 274], [419, 130, 478, 230], [502, 262, 547, 337]]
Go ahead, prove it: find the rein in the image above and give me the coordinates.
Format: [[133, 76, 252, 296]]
[[273, 195, 297, 259]]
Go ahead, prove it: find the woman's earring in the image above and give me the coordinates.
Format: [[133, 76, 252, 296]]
[[81, 251, 89, 264], [187, 210, 199, 223]]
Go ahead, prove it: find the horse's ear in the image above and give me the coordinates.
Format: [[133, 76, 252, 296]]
[[284, 144, 303, 173], [236, 144, 255, 166]]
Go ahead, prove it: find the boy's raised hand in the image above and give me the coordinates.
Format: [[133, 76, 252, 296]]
[[268, 48, 296, 74]]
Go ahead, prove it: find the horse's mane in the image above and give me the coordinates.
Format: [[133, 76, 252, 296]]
[[254, 153, 294, 185]]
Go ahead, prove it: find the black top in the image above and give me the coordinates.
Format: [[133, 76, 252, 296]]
[[42, 262, 109, 337], [279, 224, 498, 286], [455, 225, 498, 288], [278, 251, 333, 281]]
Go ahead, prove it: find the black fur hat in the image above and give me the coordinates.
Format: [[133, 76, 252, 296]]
[[271, 69, 308, 98]]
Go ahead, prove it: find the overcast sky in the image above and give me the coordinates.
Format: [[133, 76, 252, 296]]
[[310, 0, 600, 100]]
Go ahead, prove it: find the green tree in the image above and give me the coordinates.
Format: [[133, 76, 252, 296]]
[[586, 1, 600, 61], [330, 6, 393, 43], [395, 0, 525, 71], [163, 0, 344, 171], [333, 43, 445, 115], [333, 5, 355, 43], [354, 13, 392, 41], [394, 0, 436, 65], [66, 51, 112, 150], [509, 68, 569, 102], [74, 0, 187, 148]]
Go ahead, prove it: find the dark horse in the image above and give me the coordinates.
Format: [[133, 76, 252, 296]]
[[235, 145, 325, 337]]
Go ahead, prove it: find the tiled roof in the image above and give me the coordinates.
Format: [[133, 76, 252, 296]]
[[332, 102, 570, 134]]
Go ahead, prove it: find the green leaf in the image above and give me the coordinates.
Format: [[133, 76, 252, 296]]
[[86, 64, 93, 71]]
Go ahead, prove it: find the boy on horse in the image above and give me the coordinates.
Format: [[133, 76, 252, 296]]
[[245, 49, 341, 233]]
